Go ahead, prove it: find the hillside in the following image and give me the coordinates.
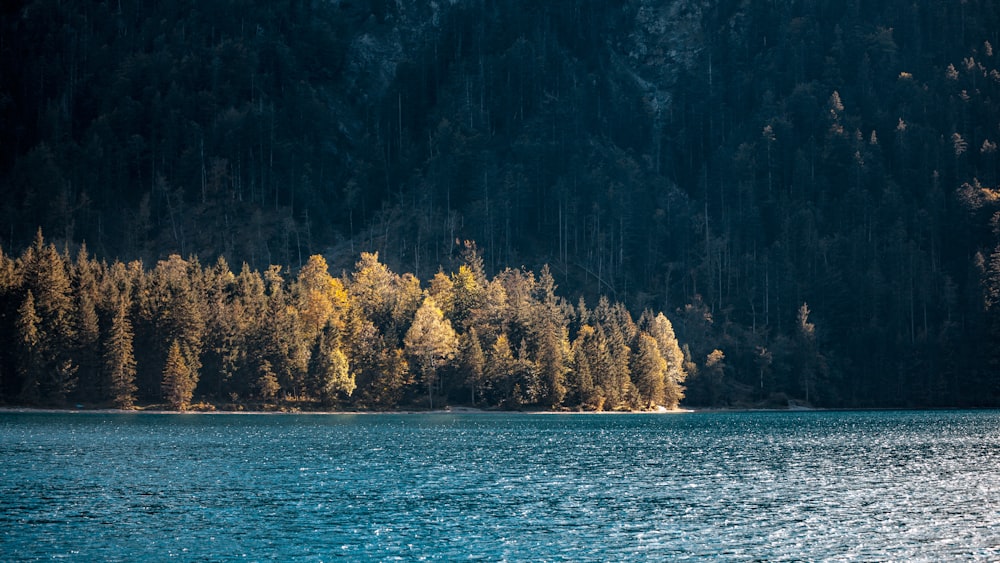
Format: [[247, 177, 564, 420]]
[[2, 0, 1000, 407]]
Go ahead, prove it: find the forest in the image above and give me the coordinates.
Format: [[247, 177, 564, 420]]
[[2, 0, 1000, 408], [0, 233, 688, 410]]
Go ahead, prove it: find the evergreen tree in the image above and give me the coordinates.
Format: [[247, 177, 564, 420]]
[[104, 300, 137, 409], [73, 245, 101, 401], [533, 320, 570, 408], [458, 327, 486, 404], [16, 291, 42, 403], [485, 334, 517, 406], [162, 339, 196, 410], [256, 360, 281, 401], [20, 231, 78, 402], [570, 325, 606, 410]]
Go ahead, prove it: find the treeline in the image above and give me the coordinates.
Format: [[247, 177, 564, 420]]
[[0, 233, 687, 411]]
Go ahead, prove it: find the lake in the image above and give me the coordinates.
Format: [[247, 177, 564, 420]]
[[1, 410, 998, 561]]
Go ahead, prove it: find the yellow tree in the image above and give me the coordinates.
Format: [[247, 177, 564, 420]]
[[403, 296, 458, 409], [296, 254, 349, 343], [641, 311, 687, 409], [633, 333, 667, 408]]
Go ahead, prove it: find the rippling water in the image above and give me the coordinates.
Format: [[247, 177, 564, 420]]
[[2, 410, 999, 561]]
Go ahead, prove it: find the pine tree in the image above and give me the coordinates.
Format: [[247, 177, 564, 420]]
[[20, 231, 78, 402], [534, 320, 569, 408], [105, 300, 137, 409], [73, 245, 101, 401], [485, 334, 517, 407], [162, 339, 196, 410], [569, 325, 599, 409], [16, 291, 42, 403], [256, 360, 280, 401]]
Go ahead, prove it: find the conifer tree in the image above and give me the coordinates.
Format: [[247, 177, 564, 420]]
[[73, 245, 101, 400], [569, 325, 599, 409], [458, 327, 486, 404], [16, 291, 42, 403], [534, 320, 569, 408], [20, 231, 78, 402], [485, 333, 517, 406], [162, 339, 196, 410], [256, 360, 280, 401], [105, 300, 137, 409]]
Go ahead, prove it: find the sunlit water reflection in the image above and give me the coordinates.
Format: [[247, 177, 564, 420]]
[[2, 410, 998, 560]]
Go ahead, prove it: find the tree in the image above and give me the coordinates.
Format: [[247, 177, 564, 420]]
[[16, 291, 42, 403], [533, 320, 569, 408], [256, 360, 281, 401], [105, 300, 137, 409], [458, 327, 486, 404], [703, 349, 727, 405], [485, 333, 518, 407], [641, 311, 687, 408], [20, 231, 78, 402], [796, 302, 825, 404], [349, 252, 397, 330], [162, 339, 196, 410], [296, 254, 349, 343], [633, 333, 667, 408], [308, 328, 355, 404], [403, 296, 458, 409], [73, 245, 102, 400]]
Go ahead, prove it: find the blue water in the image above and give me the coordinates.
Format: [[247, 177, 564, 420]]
[[1, 410, 999, 561]]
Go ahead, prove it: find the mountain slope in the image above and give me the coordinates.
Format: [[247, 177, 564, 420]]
[[2, 0, 1000, 406]]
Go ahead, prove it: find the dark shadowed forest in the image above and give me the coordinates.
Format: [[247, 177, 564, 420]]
[[1, 0, 1000, 408]]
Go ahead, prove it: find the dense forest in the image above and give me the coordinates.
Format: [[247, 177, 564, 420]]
[[2, 0, 1000, 407], [0, 233, 687, 410]]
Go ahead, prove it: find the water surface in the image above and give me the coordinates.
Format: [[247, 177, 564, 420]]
[[2, 410, 998, 560]]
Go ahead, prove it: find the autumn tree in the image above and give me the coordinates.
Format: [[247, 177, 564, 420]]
[[633, 333, 667, 408], [403, 296, 458, 409], [641, 311, 687, 409], [308, 327, 355, 404]]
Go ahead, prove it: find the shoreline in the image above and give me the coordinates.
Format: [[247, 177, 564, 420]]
[[0, 405, 699, 415]]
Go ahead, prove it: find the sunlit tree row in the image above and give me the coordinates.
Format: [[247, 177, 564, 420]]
[[0, 233, 686, 411]]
